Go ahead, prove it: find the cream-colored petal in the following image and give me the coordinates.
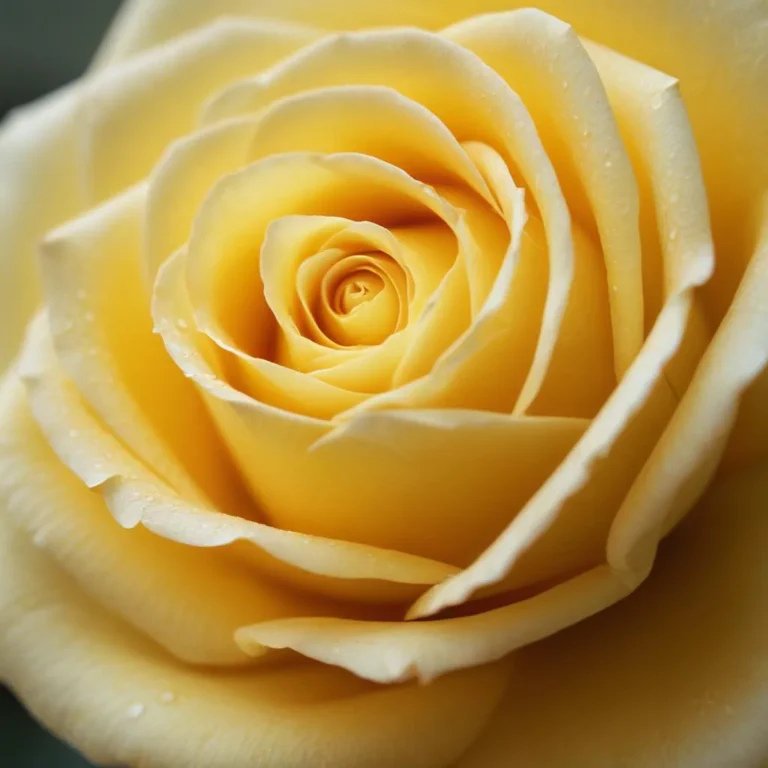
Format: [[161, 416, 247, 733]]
[[237, 565, 628, 683], [204, 84, 494, 205], [0, 516, 511, 768], [184, 151, 464, 378], [145, 82, 490, 288], [609, 195, 768, 579], [156, 251, 588, 567], [40, 185, 250, 514], [97, 1, 767, 326], [256, 217, 412, 398], [0, 85, 85, 373], [19, 314, 459, 610], [409, 38, 715, 619], [82, 18, 318, 203], [583, 40, 713, 397], [200, 28, 575, 410], [342, 153, 535, 414], [458, 461, 768, 767], [445, 8, 643, 380], [0, 371, 324, 666]]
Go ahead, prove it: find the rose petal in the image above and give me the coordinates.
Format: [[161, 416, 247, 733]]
[[40, 185, 250, 513], [82, 17, 318, 202], [445, 8, 643, 380], [97, 1, 767, 325], [0, 516, 509, 768], [408, 40, 715, 619], [184, 152, 475, 405], [156, 249, 588, 566], [18, 315, 461, 608], [457, 459, 768, 767], [200, 28, 575, 411], [0, 372, 325, 665], [236, 565, 628, 683], [0, 85, 85, 372], [609, 194, 768, 578]]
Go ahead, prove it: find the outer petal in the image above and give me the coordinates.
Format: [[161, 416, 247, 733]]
[[457, 460, 768, 768], [0, 519, 509, 768], [82, 17, 318, 203], [0, 86, 85, 373]]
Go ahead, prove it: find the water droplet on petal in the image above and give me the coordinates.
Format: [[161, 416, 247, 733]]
[[159, 691, 176, 704], [76, 289, 87, 300], [125, 703, 145, 719], [176, 318, 188, 330], [84, 311, 95, 322]]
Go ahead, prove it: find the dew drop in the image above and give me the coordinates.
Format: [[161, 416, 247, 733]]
[[605, 160, 613, 169], [84, 311, 95, 323], [32, 530, 47, 547], [651, 93, 664, 110], [125, 703, 145, 719], [669, 192, 680, 204], [69, 428, 79, 438], [159, 691, 176, 704], [176, 318, 188, 330], [669, 229, 678, 241], [76, 289, 87, 300], [561, 79, 569, 90]]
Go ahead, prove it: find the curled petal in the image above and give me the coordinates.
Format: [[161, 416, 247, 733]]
[[0, 85, 85, 372], [0, 515, 509, 768], [408, 44, 715, 619], [82, 17, 319, 202], [458, 460, 768, 767]]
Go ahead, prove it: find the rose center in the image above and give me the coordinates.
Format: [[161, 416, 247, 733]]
[[332, 269, 385, 315], [314, 252, 405, 347]]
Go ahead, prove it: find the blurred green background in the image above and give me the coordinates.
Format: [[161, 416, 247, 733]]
[[1, 2, 122, 764]]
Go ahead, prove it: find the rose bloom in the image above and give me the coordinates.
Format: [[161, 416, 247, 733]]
[[0, 0, 766, 766]]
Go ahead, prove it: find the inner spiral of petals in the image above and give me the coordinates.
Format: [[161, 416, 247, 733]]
[[315, 252, 407, 347]]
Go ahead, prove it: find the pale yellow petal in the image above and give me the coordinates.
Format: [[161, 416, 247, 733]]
[[409, 38, 715, 618], [0, 85, 85, 373], [200, 28, 575, 410], [445, 8, 643, 380], [19, 313, 459, 609], [237, 565, 628, 683], [97, 0, 767, 325], [0, 372, 322, 665], [0, 516, 510, 768], [458, 461, 768, 767], [184, 151, 464, 381], [40, 185, 250, 514], [609, 195, 768, 578], [155, 253, 588, 567], [146, 82, 491, 288], [82, 18, 318, 203]]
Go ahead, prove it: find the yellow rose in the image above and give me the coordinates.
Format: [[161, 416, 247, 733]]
[[1, 0, 766, 765]]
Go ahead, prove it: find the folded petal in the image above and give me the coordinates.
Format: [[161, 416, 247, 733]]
[[83, 18, 318, 202], [40, 185, 250, 513], [457, 459, 768, 767], [19, 315, 459, 609], [0, 85, 85, 373], [409, 40, 715, 619], [0, 514, 509, 768]]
